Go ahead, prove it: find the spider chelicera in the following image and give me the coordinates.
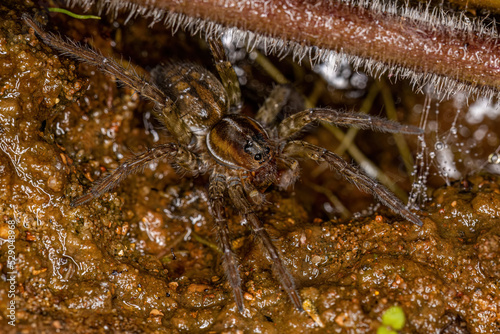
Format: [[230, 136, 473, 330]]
[[24, 14, 422, 313]]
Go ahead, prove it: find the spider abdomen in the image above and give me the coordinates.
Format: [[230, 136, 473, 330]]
[[207, 114, 273, 171], [151, 64, 228, 136]]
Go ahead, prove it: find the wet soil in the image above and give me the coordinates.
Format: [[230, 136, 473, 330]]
[[0, 2, 499, 333]]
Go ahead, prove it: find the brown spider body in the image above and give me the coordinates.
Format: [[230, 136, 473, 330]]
[[208, 115, 273, 171], [23, 14, 423, 314], [152, 64, 228, 141]]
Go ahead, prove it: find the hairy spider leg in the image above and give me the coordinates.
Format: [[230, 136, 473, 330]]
[[208, 172, 245, 313], [283, 141, 423, 227], [255, 85, 293, 128], [71, 143, 201, 207], [227, 176, 303, 311], [278, 108, 423, 139], [208, 39, 242, 109], [23, 14, 194, 147]]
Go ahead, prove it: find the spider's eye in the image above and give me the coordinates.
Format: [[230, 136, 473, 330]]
[[265, 147, 270, 154], [244, 141, 253, 153], [254, 154, 262, 161]]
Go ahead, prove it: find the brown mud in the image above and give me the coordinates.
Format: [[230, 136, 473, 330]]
[[0, 1, 499, 333]]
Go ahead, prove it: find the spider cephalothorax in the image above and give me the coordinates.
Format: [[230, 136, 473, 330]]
[[207, 114, 274, 170], [24, 14, 423, 313]]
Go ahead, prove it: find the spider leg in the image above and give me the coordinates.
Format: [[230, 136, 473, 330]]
[[208, 39, 242, 109], [283, 140, 423, 227], [255, 85, 292, 128], [71, 143, 200, 207], [23, 15, 194, 146], [278, 108, 423, 139], [208, 173, 245, 313], [227, 176, 303, 311], [23, 15, 166, 106]]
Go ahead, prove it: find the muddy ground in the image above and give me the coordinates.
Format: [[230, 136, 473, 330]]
[[0, 1, 499, 333]]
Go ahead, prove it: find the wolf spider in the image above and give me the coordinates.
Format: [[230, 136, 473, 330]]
[[24, 14, 422, 313]]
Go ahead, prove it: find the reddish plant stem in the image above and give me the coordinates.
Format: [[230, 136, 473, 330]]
[[77, 0, 500, 95], [445, 0, 500, 13]]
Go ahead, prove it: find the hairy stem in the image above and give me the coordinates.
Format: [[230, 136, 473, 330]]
[[70, 0, 500, 98]]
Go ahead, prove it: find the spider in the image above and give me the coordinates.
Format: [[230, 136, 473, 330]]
[[24, 14, 423, 314]]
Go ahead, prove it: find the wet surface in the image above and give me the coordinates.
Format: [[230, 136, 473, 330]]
[[0, 2, 499, 333]]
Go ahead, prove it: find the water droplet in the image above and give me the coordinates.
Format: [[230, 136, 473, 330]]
[[429, 152, 436, 158], [450, 127, 457, 134], [435, 141, 444, 151], [488, 153, 500, 164]]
